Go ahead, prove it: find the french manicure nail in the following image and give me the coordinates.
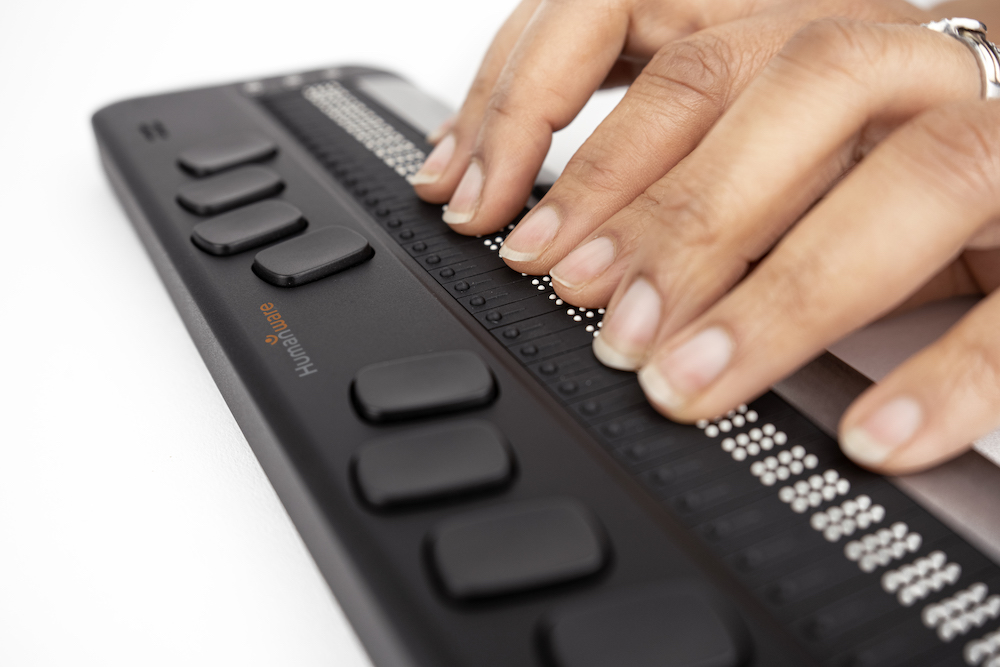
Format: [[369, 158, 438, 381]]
[[638, 327, 734, 411], [442, 161, 483, 225], [592, 278, 662, 371], [841, 396, 923, 467], [498, 207, 561, 262], [407, 133, 456, 186], [550, 237, 616, 289]]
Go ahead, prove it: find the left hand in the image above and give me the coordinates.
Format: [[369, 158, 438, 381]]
[[584, 19, 1000, 474]]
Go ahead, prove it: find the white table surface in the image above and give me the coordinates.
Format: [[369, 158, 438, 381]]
[[1, 0, 974, 665]]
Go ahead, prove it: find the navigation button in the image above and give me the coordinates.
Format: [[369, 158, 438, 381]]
[[430, 498, 606, 600], [178, 133, 277, 176], [252, 226, 373, 287], [354, 421, 512, 507], [545, 581, 751, 667], [177, 166, 284, 215], [192, 200, 306, 256], [353, 350, 495, 422]]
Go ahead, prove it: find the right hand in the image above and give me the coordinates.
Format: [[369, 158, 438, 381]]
[[408, 0, 929, 297]]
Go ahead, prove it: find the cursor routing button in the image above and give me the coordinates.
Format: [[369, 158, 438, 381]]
[[545, 581, 751, 667], [352, 350, 496, 422], [430, 498, 607, 600], [252, 226, 373, 287]]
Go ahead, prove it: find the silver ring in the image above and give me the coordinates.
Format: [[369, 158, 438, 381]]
[[923, 18, 1000, 100]]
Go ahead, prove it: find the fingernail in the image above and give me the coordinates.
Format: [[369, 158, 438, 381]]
[[841, 396, 923, 467], [426, 117, 454, 144], [407, 133, 455, 186], [638, 327, 734, 411], [550, 237, 616, 289], [442, 161, 483, 225], [499, 207, 561, 262], [592, 278, 661, 371]]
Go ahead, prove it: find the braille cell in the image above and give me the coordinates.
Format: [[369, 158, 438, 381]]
[[697, 404, 757, 438], [882, 551, 962, 606], [747, 446, 817, 485], [923, 583, 1000, 641], [842, 521, 919, 571], [965, 627, 1000, 666], [778, 470, 852, 514]]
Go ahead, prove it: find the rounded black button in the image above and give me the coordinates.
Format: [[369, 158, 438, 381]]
[[627, 443, 649, 460], [387, 218, 402, 228], [503, 328, 520, 339], [426, 255, 441, 265], [365, 196, 379, 206], [603, 422, 623, 437], [399, 230, 415, 240], [377, 207, 391, 217], [540, 362, 558, 375], [581, 400, 600, 415], [345, 176, 358, 186], [558, 381, 578, 395], [470, 296, 486, 307], [335, 167, 349, 178], [455, 281, 471, 292], [520, 344, 538, 356], [440, 268, 455, 278], [412, 241, 427, 252], [486, 311, 502, 322], [354, 186, 368, 196]]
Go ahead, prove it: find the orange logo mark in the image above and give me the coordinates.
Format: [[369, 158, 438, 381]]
[[265, 334, 278, 345]]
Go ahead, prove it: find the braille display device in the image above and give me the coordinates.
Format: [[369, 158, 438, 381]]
[[93, 66, 1000, 667]]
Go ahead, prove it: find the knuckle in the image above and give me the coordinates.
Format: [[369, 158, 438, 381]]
[[563, 146, 633, 196], [910, 105, 1000, 201], [640, 34, 736, 113], [466, 75, 497, 105], [779, 19, 888, 82], [947, 331, 1000, 405], [639, 174, 724, 249]]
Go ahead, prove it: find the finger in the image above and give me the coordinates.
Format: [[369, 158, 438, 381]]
[[632, 98, 1000, 425], [408, 0, 542, 200], [501, 0, 929, 274], [425, 115, 455, 144], [437, 0, 634, 232], [886, 259, 980, 316], [840, 288, 1000, 473], [498, 14, 787, 270], [591, 19, 979, 371], [964, 248, 1000, 291]]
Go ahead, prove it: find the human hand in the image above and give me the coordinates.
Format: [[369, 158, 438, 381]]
[[583, 17, 1000, 474], [408, 0, 927, 254]]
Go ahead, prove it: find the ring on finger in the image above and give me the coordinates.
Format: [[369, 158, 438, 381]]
[[923, 18, 1000, 99]]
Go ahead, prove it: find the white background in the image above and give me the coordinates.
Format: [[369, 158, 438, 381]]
[[0, 1, 540, 665], [0, 0, 958, 665]]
